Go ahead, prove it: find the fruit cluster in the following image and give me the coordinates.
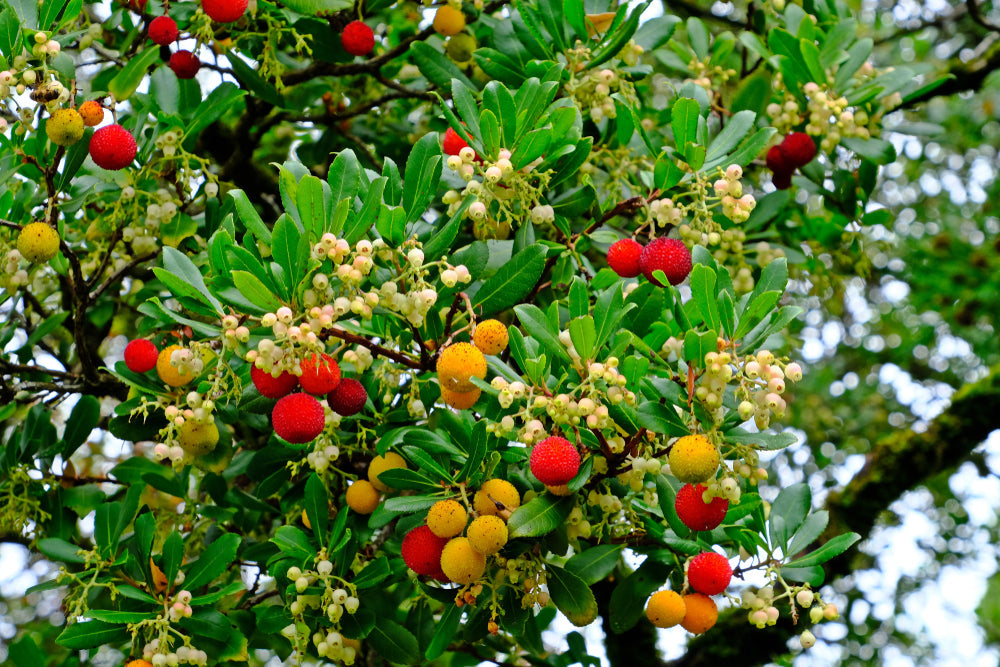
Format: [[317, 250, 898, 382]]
[[607, 237, 693, 287]]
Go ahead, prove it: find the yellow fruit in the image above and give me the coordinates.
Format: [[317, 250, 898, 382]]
[[646, 590, 686, 628], [345, 480, 380, 514], [47, 108, 85, 146], [427, 499, 468, 538], [440, 536, 486, 584], [445, 32, 477, 63], [467, 515, 508, 555], [473, 319, 508, 355], [436, 342, 487, 392], [78, 100, 105, 127], [177, 419, 219, 456], [668, 434, 720, 484], [156, 344, 196, 387], [433, 5, 466, 36], [440, 385, 481, 410], [680, 593, 718, 634], [473, 479, 520, 517], [368, 452, 407, 492], [17, 222, 60, 263]]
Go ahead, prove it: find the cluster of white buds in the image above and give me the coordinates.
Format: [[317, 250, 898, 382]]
[[142, 638, 209, 666], [220, 314, 251, 348], [1, 249, 28, 289], [284, 562, 361, 663], [566, 506, 593, 539], [154, 128, 183, 157], [167, 589, 194, 621], [439, 262, 472, 288], [737, 350, 803, 430], [802, 82, 871, 151], [565, 66, 623, 124], [306, 444, 341, 473], [687, 56, 738, 92], [649, 197, 683, 228], [740, 582, 838, 648], [713, 165, 756, 223], [341, 346, 373, 373], [529, 204, 555, 225]]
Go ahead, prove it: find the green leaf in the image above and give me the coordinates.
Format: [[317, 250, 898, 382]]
[[183, 83, 247, 150], [458, 420, 488, 482], [328, 149, 361, 210], [8, 635, 45, 667], [5, 0, 36, 29], [734, 290, 780, 340], [368, 618, 420, 665], [296, 174, 327, 239], [86, 610, 156, 624], [304, 473, 329, 547], [514, 303, 571, 365], [375, 205, 407, 247], [162, 530, 184, 591], [473, 244, 547, 316], [566, 545, 623, 585], [375, 467, 441, 492], [568, 315, 597, 360], [231, 270, 283, 312], [671, 98, 700, 152], [403, 132, 443, 224], [353, 556, 391, 590], [162, 246, 223, 314], [507, 495, 574, 538], [725, 428, 797, 451], [228, 52, 285, 108], [37, 537, 87, 563], [769, 482, 810, 550], [228, 190, 271, 245], [400, 445, 453, 484], [480, 108, 501, 158], [425, 603, 462, 660], [608, 558, 672, 633], [547, 565, 598, 627], [786, 511, 829, 558], [473, 48, 526, 87], [410, 41, 476, 91], [689, 264, 721, 332], [636, 401, 689, 437], [726, 127, 777, 169], [780, 565, 825, 586], [57, 621, 127, 650], [704, 110, 756, 167], [184, 532, 241, 591], [782, 533, 861, 569], [686, 17, 709, 59], [841, 136, 896, 164], [654, 474, 689, 536]]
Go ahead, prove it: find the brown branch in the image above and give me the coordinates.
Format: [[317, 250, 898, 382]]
[[325, 325, 423, 369]]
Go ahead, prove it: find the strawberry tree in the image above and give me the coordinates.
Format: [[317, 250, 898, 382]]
[[0, 0, 974, 665]]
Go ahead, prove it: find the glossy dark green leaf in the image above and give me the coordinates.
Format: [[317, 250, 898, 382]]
[[108, 45, 159, 102], [57, 621, 127, 650], [782, 532, 861, 569], [304, 473, 329, 546], [368, 618, 420, 665], [474, 244, 547, 316], [507, 495, 573, 538], [566, 544, 622, 585], [547, 565, 598, 627]]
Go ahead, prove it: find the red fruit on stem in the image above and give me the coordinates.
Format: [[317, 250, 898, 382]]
[[251, 365, 299, 399], [272, 393, 325, 444], [772, 170, 793, 190], [402, 525, 450, 577], [607, 238, 644, 278], [327, 378, 367, 416], [89, 124, 137, 170], [639, 237, 692, 287], [202, 0, 248, 23], [442, 127, 470, 156], [765, 145, 789, 173], [169, 50, 201, 79], [687, 551, 732, 595], [342, 20, 375, 57], [149, 16, 179, 45], [530, 436, 581, 486], [299, 352, 341, 395], [780, 132, 817, 168], [124, 339, 159, 373], [675, 483, 729, 532]]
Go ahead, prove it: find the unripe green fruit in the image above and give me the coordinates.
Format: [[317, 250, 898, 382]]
[[178, 420, 219, 456], [445, 33, 477, 63]]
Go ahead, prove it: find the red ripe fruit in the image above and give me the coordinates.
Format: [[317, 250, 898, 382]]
[[89, 124, 137, 170], [780, 132, 817, 168], [772, 170, 792, 190], [675, 483, 729, 532], [402, 525, 450, 577], [299, 352, 341, 395], [202, 0, 248, 23], [765, 145, 789, 173], [124, 339, 159, 373], [250, 365, 299, 399], [530, 436, 581, 486], [639, 238, 692, 287], [272, 393, 326, 444], [342, 20, 375, 57], [607, 238, 644, 278], [687, 551, 732, 595], [442, 127, 470, 156], [169, 50, 201, 79], [327, 378, 367, 416], [148, 16, 179, 45]]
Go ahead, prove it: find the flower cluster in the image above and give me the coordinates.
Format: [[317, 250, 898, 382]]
[[283, 559, 363, 664]]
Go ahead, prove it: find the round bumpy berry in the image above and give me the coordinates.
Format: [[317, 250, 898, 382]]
[[251, 364, 299, 399], [437, 342, 487, 392], [156, 344, 196, 387], [178, 419, 219, 456], [530, 436, 581, 486], [124, 339, 159, 373], [639, 237, 692, 287], [675, 483, 729, 531], [345, 480, 380, 514], [148, 15, 179, 45], [202, 0, 248, 22], [474, 479, 520, 517], [680, 593, 718, 634], [467, 515, 508, 555], [272, 393, 325, 444], [687, 551, 732, 595], [442, 127, 470, 156], [473, 319, 508, 356], [781, 132, 817, 168], [402, 525, 449, 577], [299, 352, 341, 395], [368, 452, 407, 492], [440, 385, 481, 410], [17, 222, 60, 263], [47, 109, 85, 147], [78, 101, 104, 127], [426, 499, 467, 538], [433, 5, 465, 36], [607, 238, 644, 278], [169, 50, 201, 79], [668, 434, 720, 484], [646, 590, 686, 628], [89, 124, 137, 170], [327, 378, 367, 416], [341, 20, 374, 56], [440, 536, 486, 584]]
